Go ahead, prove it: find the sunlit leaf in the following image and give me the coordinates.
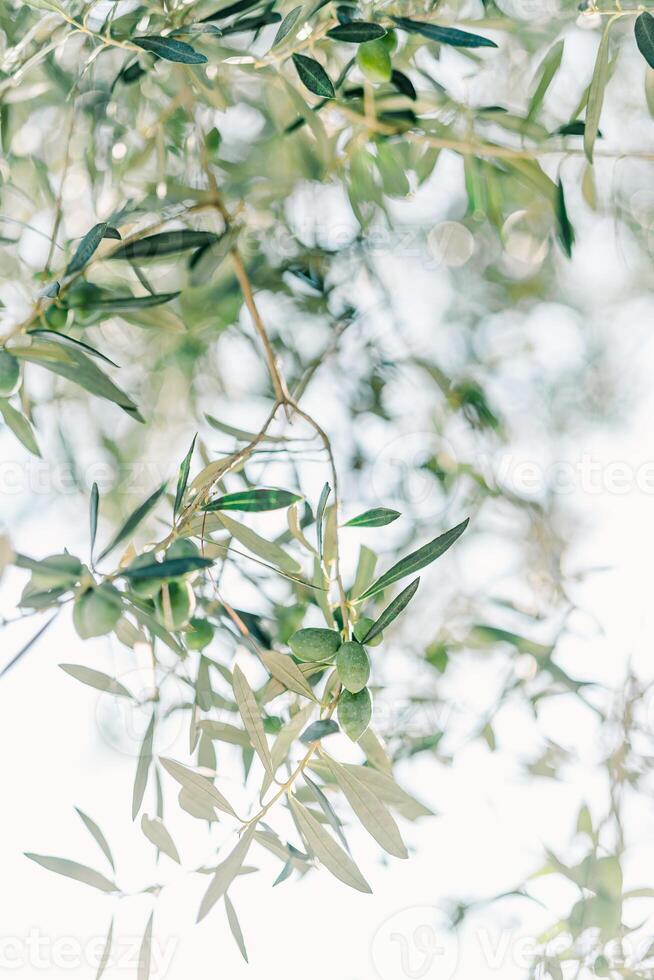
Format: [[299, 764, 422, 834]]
[[25, 854, 117, 892], [288, 796, 372, 892]]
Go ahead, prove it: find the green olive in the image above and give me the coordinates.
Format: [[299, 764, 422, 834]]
[[73, 583, 122, 639], [380, 28, 397, 53], [186, 616, 214, 650], [352, 616, 383, 646], [338, 687, 372, 741], [128, 553, 165, 598], [155, 580, 196, 631], [0, 350, 21, 397], [356, 39, 392, 84], [336, 641, 370, 693], [165, 538, 202, 580], [45, 305, 68, 329], [289, 627, 341, 662]]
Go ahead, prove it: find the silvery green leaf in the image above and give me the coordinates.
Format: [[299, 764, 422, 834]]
[[25, 854, 117, 892], [132, 714, 155, 821], [60, 664, 132, 698], [260, 650, 317, 701], [96, 919, 113, 980], [197, 826, 256, 921], [137, 912, 153, 980], [134, 36, 207, 64], [224, 894, 248, 962], [160, 757, 237, 817], [361, 578, 420, 643], [324, 756, 407, 859], [0, 399, 40, 457], [141, 814, 181, 863], [97, 484, 166, 562], [288, 796, 371, 893], [232, 666, 274, 775], [75, 808, 115, 870], [174, 434, 196, 518]]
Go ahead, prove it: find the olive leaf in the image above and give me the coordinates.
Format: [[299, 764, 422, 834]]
[[273, 5, 303, 47], [232, 665, 274, 775], [344, 507, 400, 528], [134, 36, 208, 64], [635, 12, 654, 69], [303, 773, 350, 850], [75, 808, 115, 871], [324, 755, 407, 859], [60, 664, 133, 699], [584, 19, 613, 163], [25, 854, 117, 893], [299, 719, 339, 744], [141, 814, 181, 863], [65, 222, 120, 277], [11, 341, 143, 423], [160, 757, 237, 817], [316, 482, 331, 558], [199, 720, 252, 747], [96, 919, 113, 980], [174, 434, 196, 518], [137, 912, 153, 980], [197, 825, 256, 921], [68, 291, 181, 312], [327, 23, 386, 43], [527, 40, 564, 122], [132, 713, 155, 821], [0, 399, 40, 457], [260, 650, 318, 701], [224, 894, 248, 962], [110, 230, 219, 260], [288, 795, 372, 893], [204, 488, 302, 512], [361, 577, 420, 643], [25, 330, 119, 367], [124, 556, 213, 581], [357, 518, 468, 600], [391, 16, 497, 48], [391, 69, 417, 101], [97, 483, 166, 562], [555, 178, 575, 258], [212, 511, 301, 574], [89, 483, 99, 561], [292, 54, 335, 99]]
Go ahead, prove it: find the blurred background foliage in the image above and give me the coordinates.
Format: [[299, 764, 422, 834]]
[[2, 0, 654, 976]]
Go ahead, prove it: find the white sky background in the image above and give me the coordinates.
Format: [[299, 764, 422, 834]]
[[4, 7, 654, 980]]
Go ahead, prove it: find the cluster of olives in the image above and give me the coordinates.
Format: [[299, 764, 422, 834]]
[[0, 349, 21, 398], [356, 28, 397, 84], [288, 619, 383, 742], [71, 539, 214, 649]]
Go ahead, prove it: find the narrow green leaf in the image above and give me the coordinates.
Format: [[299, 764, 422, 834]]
[[97, 483, 166, 562], [636, 12, 654, 69], [391, 16, 497, 48], [232, 665, 274, 775], [273, 5, 303, 47], [391, 69, 417, 101], [303, 773, 349, 850], [361, 578, 420, 643], [202, 0, 260, 20], [25, 330, 119, 367], [141, 814, 181, 863], [160, 757, 237, 817], [123, 555, 213, 581], [134, 36, 208, 64], [327, 22, 386, 43], [60, 664, 132, 699], [137, 912, 153, 980], [11, 341, 142, 423], [300, 719, 339, 744], [555, 178, 575, 258], [204, 488, 302, 512], [198, 720, 252, 747], [224, 894, 248, 963], [527, 40, 564, 122], [260, 650, 318, 701], [292, 54, 335, 98], [324, 755, 407, 858], [25, 854, 117, 893], [96, 919, 113, 980], [65, 222, 118, 277], [175, 436, 197, 518], [132, 713, 155, 821], [316, 482, 331, 558], [75, 808, 115, 871], [110, 230, 218, 261], [584, 20, 613, 163], [0, 399, 40, 456], [288, 796, 372, 893], [213, 511, 300, 574], [344, 507, 400, 528], [197, 826, 256, 921], [90, 483, 99, 561], [68, 291, 180, 312], [358, 518, 468, 600]]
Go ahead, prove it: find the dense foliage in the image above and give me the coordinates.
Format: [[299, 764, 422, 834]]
[[2, 0, 654, 976]]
